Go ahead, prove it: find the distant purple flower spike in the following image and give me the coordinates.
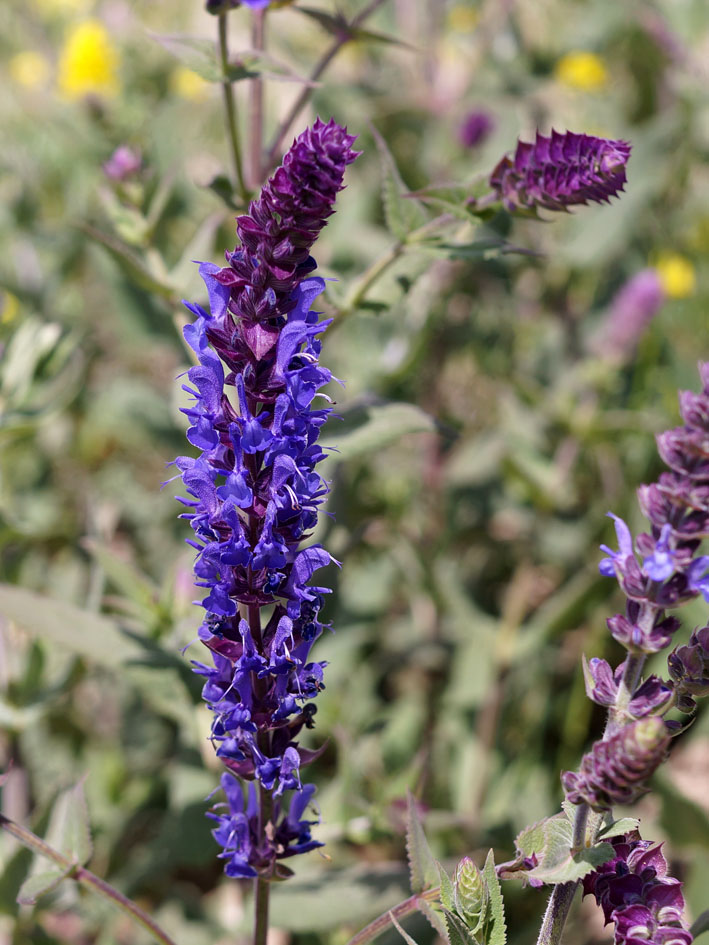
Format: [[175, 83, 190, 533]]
[[175, 119, 358, 878], [489, 129, 631, 213], [459, 109, 495, 149], [592, 269, 665, 362], [103, 145, 141, 181]]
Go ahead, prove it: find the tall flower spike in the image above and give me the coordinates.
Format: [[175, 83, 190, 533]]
[[489, 129, 631, 213], [176, 118, 358, 878]]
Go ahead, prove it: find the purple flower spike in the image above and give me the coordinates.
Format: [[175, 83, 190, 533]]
[[583, 832, 692, 945], [489, 130, 631, 213], [562, 717, 670, 810], [583, 657, 672, 717], [592, 269, 665, 362], [175, 119, 358, 878]]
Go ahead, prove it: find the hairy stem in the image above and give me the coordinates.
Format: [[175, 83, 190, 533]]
[[345, 887, 441, 945], [0, 814, 177, 945], [250, 8, 267, 187], [266, 0, 390, 166], [534, 802, 589, 945], [218, 13, 249, 205]]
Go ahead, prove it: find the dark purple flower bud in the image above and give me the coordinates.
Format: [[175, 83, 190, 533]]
[[489, 129, 631, 213], [591, 269, 664, 362], [562, 718, 670, 810], [668, 625, 709, 709], [583, 832, 692, 945], [583, 657, 672, 717], [102, 145, 141, 181], [459, 109, 495, 149]]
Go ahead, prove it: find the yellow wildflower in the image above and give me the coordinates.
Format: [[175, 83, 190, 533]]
[[57, 20, 120, 100], [654, 253, 696, 299], [9, 51, 51, 89], [555, 51, 608, 91], [170, 67, 210, 102], [448, 5, 479, 32], [1, 293, 20, 325]]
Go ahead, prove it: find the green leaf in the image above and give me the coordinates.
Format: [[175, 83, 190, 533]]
[[371, 125, 427, 241], [416, 896, 448, 940], [321, 403, 437, 461], [524, 818, 614, 885], [437, 862, 455, 911], [151, 33, 221, 81], [390, 911, 425, 945], [418, 239, 539, 261], [481, 851, 507, 945], [82, 540, 159, 620], [0, 584, 148, 667], [444, 908, 477, 945], [44, 780, 93, 866], [596, 817, 640, 840], [17, 869, 72, 906], [80, 224, 176, 300], [690, 910, 709, 940], [405, 792, 439, 893]]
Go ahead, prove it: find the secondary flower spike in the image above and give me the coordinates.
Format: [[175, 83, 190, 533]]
[[176, 118, 358, 877], [489, 130, 631, 213]]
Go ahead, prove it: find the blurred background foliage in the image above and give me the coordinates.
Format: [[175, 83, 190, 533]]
[[1, 0, 709, 943]]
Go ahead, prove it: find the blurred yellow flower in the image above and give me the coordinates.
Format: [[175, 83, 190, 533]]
[[57, 20, 120, 100], [654, 253, 696, 299], [1, 293, 20, 325], [448, 5, 479, 32], [170, 67, 210, 102], [9, 51, 51, 89], [555, 51, 608, 91]]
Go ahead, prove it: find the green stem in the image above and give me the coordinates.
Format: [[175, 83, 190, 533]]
[[534, 803, 588, 945], [345, 887, 441, 945], [337, 212, 455, 321], [218, 13, 249, 205], [249, 8, 267, 187], [265, 0, 390, 167], [253, 783, 273, 945], [0, 814, 177, 945]]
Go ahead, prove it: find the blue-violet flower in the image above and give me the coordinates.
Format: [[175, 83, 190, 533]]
[[176, 118, 359, 877]]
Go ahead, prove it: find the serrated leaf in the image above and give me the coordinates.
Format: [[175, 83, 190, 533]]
[[690, 910, 709, 940], [405, 792, 439, 893], [321, 403, 437, 461], [437, 862, 455, 911], [152, 33, 221, 81], [416, 896, 448, 939], [444, 908, 478, 945], [525, 818, 614, 884], [17, 868, 72, 906], [481, 851, 507, 945], [371, 126, 427, 241], [294, 7, 349, 33], [390, 911, 425, 945], [597, 818, 640, 840]]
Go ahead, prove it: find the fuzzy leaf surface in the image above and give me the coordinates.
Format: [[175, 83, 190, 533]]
[[372, 126, 427, 241], [405, 792, 439, 893], [17, 869, 72, 906], [481, 851, 507, 945]]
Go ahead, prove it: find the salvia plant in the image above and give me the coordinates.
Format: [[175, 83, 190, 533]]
[[1, 3, 709, 945]]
